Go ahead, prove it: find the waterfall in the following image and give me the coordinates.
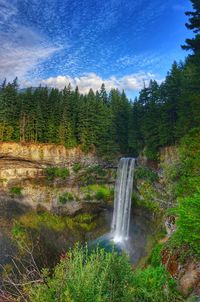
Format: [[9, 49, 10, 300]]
[[111, 158, 135, 243]]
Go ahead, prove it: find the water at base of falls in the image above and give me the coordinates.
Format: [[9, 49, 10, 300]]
[[89, 157, 135, 260], [111, 158, 135, 244]]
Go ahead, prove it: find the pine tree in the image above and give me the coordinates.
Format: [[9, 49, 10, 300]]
[[182, 0, 200, 53]]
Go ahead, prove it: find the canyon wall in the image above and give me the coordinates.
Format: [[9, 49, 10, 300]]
[[0, 142, 112, 213]]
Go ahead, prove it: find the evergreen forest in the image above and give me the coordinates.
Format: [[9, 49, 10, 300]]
[[0, 0, 200, 159]]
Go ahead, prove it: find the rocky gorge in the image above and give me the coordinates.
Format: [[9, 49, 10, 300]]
[[0, 142, 199, 300]]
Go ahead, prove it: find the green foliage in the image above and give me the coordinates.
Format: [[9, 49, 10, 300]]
[[82, 184, 114, 202], [24, 245, 182, 302], [86, 165, 107, 177], [167, 129, 200, 257], [171, 190, 200, 256], [95, 190, 106, 200], [45, 167, 70, 181], [16, 211, 97, 234], [26, 245, 134, 302], [9, 186, 22, 196], [72, 163, 81, 173], [182, 0, 200, 53], [18, 212, 66, 232], [149, 243, 164, 267], [12, 221, 26, 239], [59, 192, 75, 204], [133, 181, 161, 213], [79, 165, 108, 185], [135, 166, 158, 183], [131, 266, 182, 302]]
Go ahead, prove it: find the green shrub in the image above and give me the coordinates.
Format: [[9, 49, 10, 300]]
[[25, 245, 134, 302], [59, 192, 74, 204], [149, 243, 164, 267], [135, 167, 158, 183], [24, 245, 182, 302], [74, 213, 94, 223], [18, 212, 66, 232], [171, 190, 200, 256], [73, 163, 81, 173], [45, 167, 70, 181], [95, 190, 105, 200], [176, 128, 200, 196], [10, 186, 22, 196], [82, 184, 114, 202], [131, 266, 182, 302]]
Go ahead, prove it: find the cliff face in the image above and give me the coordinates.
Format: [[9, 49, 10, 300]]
[[0, 142, 111, 213], [0, 142, 100, 166]]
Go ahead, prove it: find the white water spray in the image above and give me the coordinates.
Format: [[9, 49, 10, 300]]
[[111, 158, 135, 243]]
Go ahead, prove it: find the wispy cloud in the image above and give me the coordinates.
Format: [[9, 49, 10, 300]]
[[116, 54, 162, 70], [38, 72, 162, 94], [0, 0, 60, 81], [0, 0, 17, 24]]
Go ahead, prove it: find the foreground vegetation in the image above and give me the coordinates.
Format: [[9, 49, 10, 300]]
[[2, 245, 183, 302]]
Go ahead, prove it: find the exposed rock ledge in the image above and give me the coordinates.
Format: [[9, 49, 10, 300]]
[[0, 142, 100, 166], [0, 142, 114, 212]]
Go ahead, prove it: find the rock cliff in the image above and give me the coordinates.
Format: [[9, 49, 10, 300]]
[[0, 142, 113, 213]]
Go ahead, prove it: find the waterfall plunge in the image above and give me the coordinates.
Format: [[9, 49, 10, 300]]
[[111, 158, 135, 243]]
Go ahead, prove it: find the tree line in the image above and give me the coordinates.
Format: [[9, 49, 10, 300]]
[[0, 0, 199, 159]]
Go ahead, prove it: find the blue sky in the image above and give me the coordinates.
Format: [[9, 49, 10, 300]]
[[0, 0, 192, 97]]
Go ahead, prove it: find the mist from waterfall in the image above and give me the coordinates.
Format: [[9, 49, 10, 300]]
[[111, 158, 135, 243]]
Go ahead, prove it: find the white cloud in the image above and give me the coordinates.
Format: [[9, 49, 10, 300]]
[[0, 1, 60, 81], [39, 72, 162, 93]]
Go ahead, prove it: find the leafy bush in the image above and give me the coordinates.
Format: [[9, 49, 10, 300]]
[[82, 184, 114, 202], [171, 190, 200, 256], [59, 192, 74, 204], [45, 167, 70, 181], [24, 245, 182, 302], [176, 128, 200, 196], [95, 190, 106, 200], [10, 186, 22, 196], [18, 212, 66, 232], [25, 245, 134, 302], [72, 163, 81, 173], [135, 167, 158, 183], [131, 266, 182, 302], [149, 243, 164, 267]]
